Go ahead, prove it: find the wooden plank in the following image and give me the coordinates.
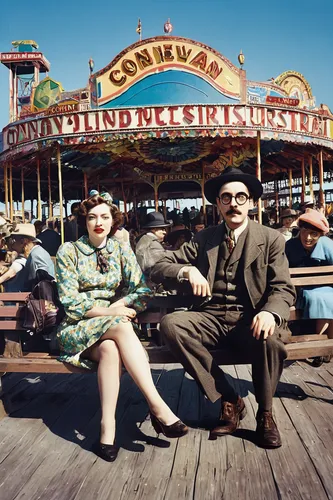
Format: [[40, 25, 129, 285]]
[[0, 374, 138, 500], [278, 362, 333, 497], [289, 334, 329, 343], [12, 389, 100, 500], [0, 374, 99, 500], [0, 320, 23, 330], [291, 275, 333, 286], [194, 365, 278, 499], [0, 306, 20, 316], [115, 365, 184, 500], [0, 392, 77, 500], [236, 364, 328, 499], [290, 266, 333, 276], [1, 339, 333, 374], [0, 357, 90, 373], [286, 339, 333, 360], [59, 368, 171, 500], [163, 371, 202, 500], [0, 292, 27, 301]]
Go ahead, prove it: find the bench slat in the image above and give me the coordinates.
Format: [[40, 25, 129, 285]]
[[0, 320, 24, 330], [0, 306, 20, 317], [288, 334, 328, 343], [291, 275, 333, 286], [290, 266, 333, 276], [286, 339, 333, 360], [0, 293, 28, 301], [1, 340, 333, 373], [0, 356, 88, 373]]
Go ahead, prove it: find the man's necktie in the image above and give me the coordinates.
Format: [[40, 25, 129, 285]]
[[226, 229, 235, 254]]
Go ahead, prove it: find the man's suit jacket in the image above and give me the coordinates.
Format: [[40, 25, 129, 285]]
[[151, 220, 296, 323]]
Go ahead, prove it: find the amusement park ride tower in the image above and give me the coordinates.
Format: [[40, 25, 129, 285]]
[[0, 40, 50, 122]]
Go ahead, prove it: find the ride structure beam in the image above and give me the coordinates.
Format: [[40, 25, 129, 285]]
[[256, 131, 262, 225], [3, 164, 8, 218], [318, 150, 325, 210], [301, 158, 305, 204], [36, 156, 42, 220], [83, 171, 88, 199], [47, 157, 53, 219], [308, 155, 314, 201], [288, 168, 293, 208], [57, 144, 65, 244], [9, 162, 14, 221], [21, 168, 25, 221]]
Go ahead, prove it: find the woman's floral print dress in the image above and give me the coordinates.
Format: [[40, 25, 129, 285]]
[[56, 235, 152, 369]]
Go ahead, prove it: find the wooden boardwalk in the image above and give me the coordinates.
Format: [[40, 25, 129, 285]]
[[0, 360, 333, 500]]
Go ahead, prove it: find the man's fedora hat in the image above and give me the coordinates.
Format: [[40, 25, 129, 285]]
[[280, 208, 297, 219], [142, 211, 173, 229], [165, 227, 192, 246], [9, 223, 41, 243], [204, 165, 263, 204]]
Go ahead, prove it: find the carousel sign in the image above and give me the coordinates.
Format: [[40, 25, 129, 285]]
[[3, 104, 333, 150], [93, 37, 241, 104]]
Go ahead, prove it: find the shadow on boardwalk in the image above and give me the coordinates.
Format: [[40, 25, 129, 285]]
[[0, 361, 333, 499]]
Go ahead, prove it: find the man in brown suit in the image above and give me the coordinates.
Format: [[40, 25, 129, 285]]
[[151, 166, 296, 448]]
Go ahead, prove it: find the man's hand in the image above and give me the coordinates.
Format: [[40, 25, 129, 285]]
[[251, 311, 276, 340], [183, 267, 211, 297]]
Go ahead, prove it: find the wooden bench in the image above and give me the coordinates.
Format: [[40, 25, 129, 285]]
[[1, 266, 333, 373]]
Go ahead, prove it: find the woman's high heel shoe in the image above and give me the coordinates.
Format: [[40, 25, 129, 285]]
[[96, 441, 119, 462], [150, 412, 188, 438]]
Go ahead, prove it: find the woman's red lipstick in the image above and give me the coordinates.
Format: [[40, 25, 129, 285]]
[[94, 228, 104, 233]]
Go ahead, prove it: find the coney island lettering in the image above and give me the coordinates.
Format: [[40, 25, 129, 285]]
[[95, 39, 241, 103], [3, 105, 332, 149]]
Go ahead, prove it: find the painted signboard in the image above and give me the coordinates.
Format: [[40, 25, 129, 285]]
[[92, 37, 241, 107], [0, 52, 45, 61], [3, 104, 333, 150]]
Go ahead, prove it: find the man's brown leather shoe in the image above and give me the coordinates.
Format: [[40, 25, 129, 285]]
[[256, 411, 282, 448], [210, 396, 247, 437]]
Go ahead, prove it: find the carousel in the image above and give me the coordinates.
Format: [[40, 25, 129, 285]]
[[1, 27, 333, 242]]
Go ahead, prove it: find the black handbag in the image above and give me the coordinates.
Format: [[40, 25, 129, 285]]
[[21, 279, 65, 334]]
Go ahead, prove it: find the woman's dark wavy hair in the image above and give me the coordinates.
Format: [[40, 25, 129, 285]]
[[77, 195, 123, 236]]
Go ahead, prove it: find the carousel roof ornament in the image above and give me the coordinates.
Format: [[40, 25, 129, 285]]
[[238, 49, 245, 68], [136, 18, 142, 41], [89, 58, 94, 75], [12, 40, 39, 49], [164, 18, 173, 34]]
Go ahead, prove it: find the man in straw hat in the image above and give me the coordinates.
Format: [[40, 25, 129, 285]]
[[152, 165, 296, 448], [6, 224, 55, 291]]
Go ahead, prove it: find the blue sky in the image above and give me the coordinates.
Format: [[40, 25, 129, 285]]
[[0, 0, 332, 130]]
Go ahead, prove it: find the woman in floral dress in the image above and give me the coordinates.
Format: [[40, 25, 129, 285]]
[[56, 194, 188, 462]]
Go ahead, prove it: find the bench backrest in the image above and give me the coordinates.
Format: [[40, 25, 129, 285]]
[[0, 266, 332, 332], [0, 292, 28, 331], [289, 266, 333, 287]]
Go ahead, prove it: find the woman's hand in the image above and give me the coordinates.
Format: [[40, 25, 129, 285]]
[[109, 306, 137, 321], [109, 298, 126, 308]]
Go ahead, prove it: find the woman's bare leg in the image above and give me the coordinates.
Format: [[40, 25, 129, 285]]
[[101, 321, 179, 425], [85, 339, 122, 444]]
